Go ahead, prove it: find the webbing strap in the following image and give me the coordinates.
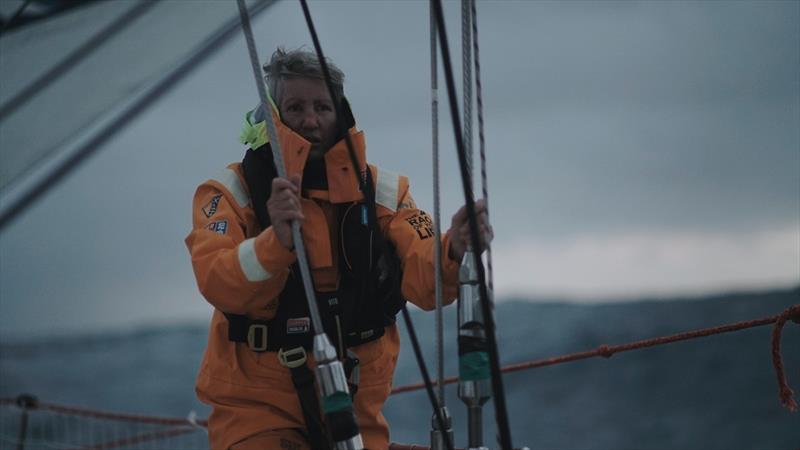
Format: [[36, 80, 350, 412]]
[[287, 361, 330, 450]]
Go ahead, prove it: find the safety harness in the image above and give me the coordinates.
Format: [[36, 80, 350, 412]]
[[224, 126, 405, 447]]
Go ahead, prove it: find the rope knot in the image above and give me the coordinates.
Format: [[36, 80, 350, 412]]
[[787, 304, 800, 324], [597, 344, 613, 358], [772, 304, 799, 412]]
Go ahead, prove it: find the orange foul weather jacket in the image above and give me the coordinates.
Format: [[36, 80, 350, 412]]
[[185, 113, 460, 450]]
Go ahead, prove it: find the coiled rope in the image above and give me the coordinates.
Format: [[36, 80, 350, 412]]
[[461, 0, 473, 178]]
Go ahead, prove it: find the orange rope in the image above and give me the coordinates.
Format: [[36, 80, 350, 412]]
[[1, 304, 795, 450], [391, 304, 799, 413], [772, 304, 800, 412], [0, 398, 208, 427]]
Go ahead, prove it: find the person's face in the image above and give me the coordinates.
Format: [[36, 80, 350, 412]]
[[278, 77, 338, 160]]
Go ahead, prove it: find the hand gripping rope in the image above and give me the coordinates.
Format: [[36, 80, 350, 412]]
[[235, 1, 362, 448], [430, 0, 515, 448], [296, 2, 454, 449]]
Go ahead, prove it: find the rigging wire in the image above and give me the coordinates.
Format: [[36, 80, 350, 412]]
[[430, 1, 514, 448], [430, 0, 445, 408], [0, 0, 158, 123], [236, 0, 325, 334], [470, 0, 494, 297], [0, 0, 277, 232], [461, 0, 473, 179], [401, 307, 455, 450], [296, 2, 452, 449]]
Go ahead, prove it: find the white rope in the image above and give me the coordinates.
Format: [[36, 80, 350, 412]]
[[235, 0, 324, 334]]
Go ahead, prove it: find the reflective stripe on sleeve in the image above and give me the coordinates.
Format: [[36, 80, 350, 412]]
[[375, 168, 400, 212], [213, 168, 250, 208], [237, 238, 272, 282]]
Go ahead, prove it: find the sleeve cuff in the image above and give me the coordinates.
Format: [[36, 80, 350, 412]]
[[254, 226, 297, 274]]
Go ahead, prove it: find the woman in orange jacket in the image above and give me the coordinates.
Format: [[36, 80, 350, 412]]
[[185, 48, 492, 450]]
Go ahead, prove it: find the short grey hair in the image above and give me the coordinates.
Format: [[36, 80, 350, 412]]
[[262, 47, 345, 108]]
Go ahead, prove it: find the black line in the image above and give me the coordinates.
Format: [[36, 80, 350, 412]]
[[0, 0, 277, 232], [298, 2, 453, 448], [3, 0, 33, 32], [430, 0, 514, 448], [402, 306, 454, 450]]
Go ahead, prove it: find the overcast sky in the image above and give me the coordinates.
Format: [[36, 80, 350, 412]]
[[0, 0, 798, 338]]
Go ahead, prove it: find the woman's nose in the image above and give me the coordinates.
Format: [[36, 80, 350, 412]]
[[301, 112, 319, 129]]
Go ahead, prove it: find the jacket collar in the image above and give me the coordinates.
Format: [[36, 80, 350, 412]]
[[240, 103, 367, 204]]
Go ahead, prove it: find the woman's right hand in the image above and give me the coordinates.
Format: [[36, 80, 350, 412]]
[[266, 174, 304, 250]]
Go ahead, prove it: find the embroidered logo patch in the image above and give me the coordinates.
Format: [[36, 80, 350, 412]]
[[206, 220, 228, 234], [405, 211, 434, 240], [286, 317, 311, 334], [202, 194, 221, 217]]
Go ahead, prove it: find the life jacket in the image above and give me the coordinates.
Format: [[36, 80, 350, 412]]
[[224, 139, 406, 357]]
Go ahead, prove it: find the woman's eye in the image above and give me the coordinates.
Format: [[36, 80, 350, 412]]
[[286, 104, 301, 112]]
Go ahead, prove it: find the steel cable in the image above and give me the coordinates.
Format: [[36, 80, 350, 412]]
[[470, 0, 494, 298], [430, 0, 445, 408], [236, 0, 326, 335], [430, 0, 514, 448]]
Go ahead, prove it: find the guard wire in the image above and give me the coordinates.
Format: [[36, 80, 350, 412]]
[[298, 1, 452, 447], [236, 0, 325, 335], [0, 0, 276, 232], [430, 0, 514, 448]]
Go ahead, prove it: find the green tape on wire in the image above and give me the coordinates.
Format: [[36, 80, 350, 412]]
[[322, 391, 353, 414], [459, 351, 490, 381]]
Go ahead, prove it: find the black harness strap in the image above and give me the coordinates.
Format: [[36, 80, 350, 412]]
[[226, 130, 404, 448], [278, 347, 330, 450]]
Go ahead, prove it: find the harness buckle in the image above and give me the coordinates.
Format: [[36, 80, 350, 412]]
[[278, 346, 307, 369], [246, 324, 268, 352]]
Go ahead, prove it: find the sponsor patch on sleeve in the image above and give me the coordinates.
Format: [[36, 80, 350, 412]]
[[206, 220, 228, 235], [202, 194, 222, 218], [405, 211, 434, 240]]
